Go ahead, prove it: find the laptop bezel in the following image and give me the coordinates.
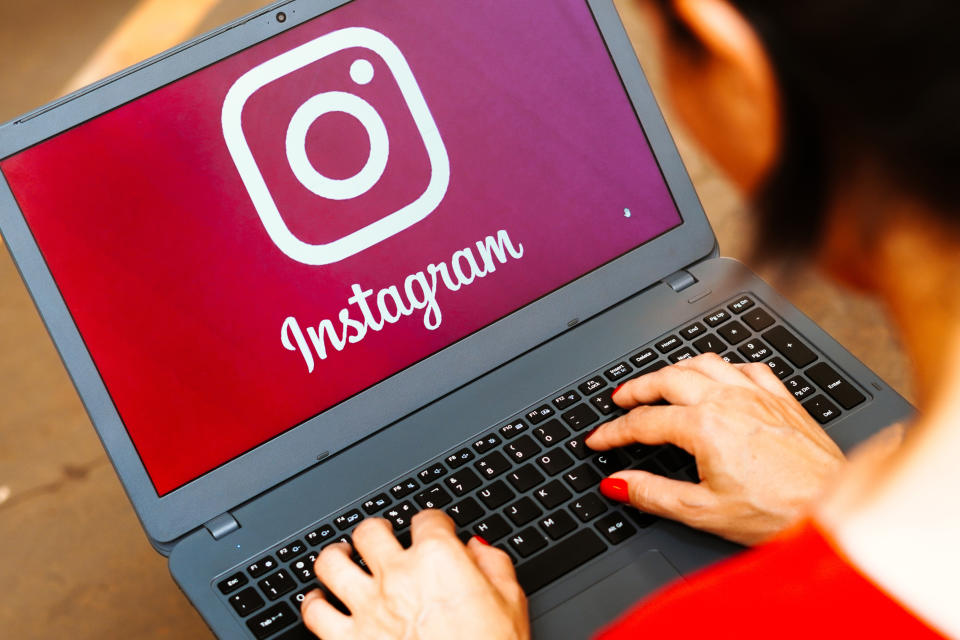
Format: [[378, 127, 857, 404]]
[[0, 0, 716, 543]]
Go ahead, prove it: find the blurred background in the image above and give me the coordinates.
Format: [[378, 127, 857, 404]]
[[0, 1, 912, 638]]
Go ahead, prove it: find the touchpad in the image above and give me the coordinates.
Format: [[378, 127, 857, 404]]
[[532, 550, 683, 639]]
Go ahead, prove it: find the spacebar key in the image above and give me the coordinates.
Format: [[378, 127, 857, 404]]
[[516, 529, 607, 594]]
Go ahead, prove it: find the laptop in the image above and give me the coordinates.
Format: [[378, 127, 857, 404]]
[[0, 0, 912, 638]]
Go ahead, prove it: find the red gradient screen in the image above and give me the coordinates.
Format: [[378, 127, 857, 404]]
[[1, 0, 682, 495]]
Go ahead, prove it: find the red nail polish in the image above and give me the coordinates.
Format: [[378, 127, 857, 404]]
[[612, 382, 626, 397], [600, 477, 630, 502], [473, 535, 490, 546]]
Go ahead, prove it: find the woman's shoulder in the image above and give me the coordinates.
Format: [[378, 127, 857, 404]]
[[595, 520, 947, 640]]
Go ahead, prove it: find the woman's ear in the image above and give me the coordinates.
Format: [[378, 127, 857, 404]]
[[660, 0, 782, 195]]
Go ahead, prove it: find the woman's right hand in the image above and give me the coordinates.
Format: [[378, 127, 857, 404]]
[[586, 353, 846, 546]]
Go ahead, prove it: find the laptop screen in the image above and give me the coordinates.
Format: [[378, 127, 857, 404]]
[[0, 0, 682, 496]]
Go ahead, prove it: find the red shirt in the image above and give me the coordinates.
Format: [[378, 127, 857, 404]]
[[597, 521, 946, 639]]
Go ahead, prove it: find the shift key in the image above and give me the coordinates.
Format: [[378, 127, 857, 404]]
[[806, 362, 866, 409], [515, 529, 607, 594]]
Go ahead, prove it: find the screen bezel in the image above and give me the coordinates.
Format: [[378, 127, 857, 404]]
[[0, 0, 716, 543]]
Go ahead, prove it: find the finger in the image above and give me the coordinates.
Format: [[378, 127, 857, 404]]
[[611, 366, 719, 408], [586, 405, 700, 454], [301, 588, 354, 639], [600, 471, 718, 527], [736, 362, 795, 400], [671, 352, 757, 387], [313, 542, 373, 609], [410, 509, 458, 545], [467, 537, 524, 604], [351, 518, 403, 575]]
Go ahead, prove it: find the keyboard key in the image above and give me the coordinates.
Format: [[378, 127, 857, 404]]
[[289, 552, 318, 583], [526, 405, 555, 425], [593, 451, 628, 475], [418, 463, 447, 484], [537, 449, 574, 476], [505, 434, 542, 462], [570, 493, 608, 522], [765, 356, 794, 380], [499, 420, 529, 439], [717, 320, 749, 345], [247, 602, 296, 639], [563, 464, 602, 492], [247, 556, 278, 578], [322, 534, 351, 551], [361, 494, 391, 515], [447, 497, 484, 527], [693, 334, 726, 354], [533, 479, 573, 509], [803, 395, 841, 424], [445, 448, 475, 469], [629, 348, 658, 368], [605, 362, 633, 381], [475, 451, 511, 479], [515, 529, 606, 594], [763, 326, 818, 368], [633, 456, 666, 475], [505, 497, 543, 526], [478, 480, 515, 509], [290, 586, 317, 610], [533, 420, 570, 447], [590, 390, 617, 415], [680, 322, 707, 340], [578, 376, 607, 396], [473, 514, 511, 542], [552, 391, 581, 411], [704, 309, 731, 327], [230, 586, 265, 617], [508, 464, 545, 492], [276, 541, 307, 562], [333, 510, 362, 532], [384, 501, 417, 531], [258, 570, 296, 601], [743, 307, 775, 332], [217, 572, 248, 595], [786, 375, 816, 401], [565, 436, 591, 460], [728, 295, 755, 314], [539, 509, 577, 540], [594, 513, 638, 545], [638, 361, 668, 376], [276, 624, 316, 640], [738, 339, 773, 362], [390, 478, 419, 499], [508, 527, 548, 557], [626, 443, 660, 460], [472, 433, 502, 454], [806, 362, 866, 410], [561, 404, 599, 431], [656, 445, 695, 472], [445, 468, 482, 496], [722, 352, 745, 364], [669, 346, 697, 363], [626, 508, 659, 529], [655, 335, 683, 354], [415, 485, 453, 510]]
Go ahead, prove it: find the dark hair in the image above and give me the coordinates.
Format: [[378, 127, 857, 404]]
[[664, 0, 960, 258]]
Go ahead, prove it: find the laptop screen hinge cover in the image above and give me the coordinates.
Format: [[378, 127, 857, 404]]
[[204, 512, 240, 540], [662, 269, 698, 293]]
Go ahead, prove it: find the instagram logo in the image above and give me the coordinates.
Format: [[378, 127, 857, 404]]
[[222, 27, 450, 265]]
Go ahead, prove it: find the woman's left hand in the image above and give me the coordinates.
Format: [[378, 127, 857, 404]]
[[303, 510, 530, 640]]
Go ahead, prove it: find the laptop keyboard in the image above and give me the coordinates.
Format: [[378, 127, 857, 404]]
[[214, 294, 869, 639]]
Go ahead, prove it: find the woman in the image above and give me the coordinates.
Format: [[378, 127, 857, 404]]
[[299, 0, 960, 637]]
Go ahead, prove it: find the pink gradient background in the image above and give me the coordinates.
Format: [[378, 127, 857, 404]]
[[1, 0, 681, 495]]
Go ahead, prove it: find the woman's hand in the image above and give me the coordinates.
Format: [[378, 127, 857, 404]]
[[303, 510, 529, 640], [586, 353, 846, 546]]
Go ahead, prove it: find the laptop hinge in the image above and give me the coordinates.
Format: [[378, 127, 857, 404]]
[[662, 269, 698, 293], [204, 512, 240, 540]]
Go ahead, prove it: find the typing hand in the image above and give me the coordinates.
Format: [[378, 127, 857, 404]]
[[586, 353, 845, 546], [303, 511, 529, 640]]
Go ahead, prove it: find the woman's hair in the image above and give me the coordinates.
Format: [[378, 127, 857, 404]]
[[663, 0, 960, 257]]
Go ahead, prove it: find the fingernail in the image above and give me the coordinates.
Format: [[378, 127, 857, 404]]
[[600, 477, 630, 502], [473, 535, 490, 546]]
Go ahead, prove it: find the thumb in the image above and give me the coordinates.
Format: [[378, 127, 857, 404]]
[[467, 536, 526, 604], [600, 471, 718, 524]]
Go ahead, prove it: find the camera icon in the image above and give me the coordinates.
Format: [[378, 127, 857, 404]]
[[222, 27, 450, 265]]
